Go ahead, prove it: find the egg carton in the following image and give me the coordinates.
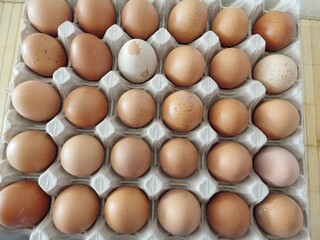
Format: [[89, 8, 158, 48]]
[[0, 0, 309, 239]]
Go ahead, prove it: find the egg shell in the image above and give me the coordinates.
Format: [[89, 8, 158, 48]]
[[27, 0, 73, 37], [11, 80, 61, 122], [118, 39, 157, 83], [52, 184, 100, 234], [0, 181, 51, 229], [21, 33, 67, 77], [121, 0, 159, 40]]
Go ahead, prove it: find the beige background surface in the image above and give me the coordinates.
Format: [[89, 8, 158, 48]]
[[0, 0, 319, 239]]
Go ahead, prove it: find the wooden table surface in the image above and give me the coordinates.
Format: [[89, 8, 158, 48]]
[[0, 1, 319, 239]]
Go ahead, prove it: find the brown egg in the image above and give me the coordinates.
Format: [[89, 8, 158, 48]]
[[117, 89, 155, 128], [0, 181, 51, 229], [159, 138, 198, 178], [211, 7, 249, 47], [76, 0, 116, 38], [162, 90, 204, 132], [209, 48, 251, 89], [121, 0, 159, 40], [70, 33, 112, 81], [60, 135, 104, 177], [253, 11, 296, 51], [27, 0, 73, 37], [209, 98, 249, 136], [110, 136, 151, 178], [104, 186, 150, 234], [207, 142, 252, 183], [52, 185, 99, 234], [207, 191, 251, 238], [255, 193, 303, 238], [164, 46, 205, 87], [64, 86, 108, 128], [168, 0, 208, 43], [253, 99, 300, 139], [11, 80, 61, 122], [6, 131, 57, 173], [157, 189, 201, 236], [21, 33, 67, 77]]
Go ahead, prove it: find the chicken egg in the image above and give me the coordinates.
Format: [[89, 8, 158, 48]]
[[253, 11, 296, 51], [11, 80, 61, 122], [255, 193, 303, 238], [117, 89, 155, 128], [27, 0, 73, 37], [209, 98, 249, 136], [121, 0, 159, 40], [104, 186, 150, 234], [254, 146, 300, 187], [21, 33, 67, 77], [162, 90, 204, 132], [64, 86, 109, 128], [164, 45, 205, 87], [0, 181, 51, 229], [253, 54, 298, 94], [118, 39, 157, 83], [253, 99, 300, 139], [168, 0, 208, 44], [6, 130, 57, 173], [157, 189, 201, 236], [52, 185, 100, 234], [110, 136, 152, 178], [207, 191, 251, 238], [70, 33, 113, 81], [60, 135, 104, 177], [211, 7, 249, 47], [159, 138, 198, 179], [76, 0, 116, 38], [209, 48, 251, 89], [207, 141, 252, 183]]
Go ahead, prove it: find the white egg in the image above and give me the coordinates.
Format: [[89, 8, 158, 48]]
[[118, 39, 157, 83]]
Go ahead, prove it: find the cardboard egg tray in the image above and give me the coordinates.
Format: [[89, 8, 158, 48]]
[[0, 0, 310, 239]]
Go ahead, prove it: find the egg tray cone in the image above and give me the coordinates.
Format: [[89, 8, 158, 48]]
[[0, 0, 310, 239]]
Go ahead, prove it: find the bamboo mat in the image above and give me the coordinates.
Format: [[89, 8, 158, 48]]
[[0, 1, 319, 239]]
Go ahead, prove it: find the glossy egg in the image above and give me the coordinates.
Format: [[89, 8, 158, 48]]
[[110, 136, 152, 178], [104, 186, 150, 234], [117, 89, 155, 128], [60, 135, 104, 177], [253, 99, 300, 139], [254, 146, 300, 187], [27, 0, 73, 36], [211, 7, 249, 47], [12, 80, 61, 122], [118, 39, 157, 83], [164, 45, 205, 87], [253, 54, 298, 94], [21, 33, 67, 77], [253, 11, 296, 51], [70, 33, 112, 81], [157, 189, 201, 236], [64, 86, 109, 128], [207, 142, 252, 183], [52, 185, 100, 234], [209, 98, 249, 136], [76, 0, 116, 38], [209, 48, 251, 89], [6, 131, 56, 173], [168, 0, 208, 43], [0, 181, 51, 229], [121, 0, 159, 40], [255, 193, 303, 238], [162, 90, 203, 132]]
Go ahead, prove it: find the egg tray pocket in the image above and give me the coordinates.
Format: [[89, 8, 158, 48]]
[[0, 0, 310, 239]]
